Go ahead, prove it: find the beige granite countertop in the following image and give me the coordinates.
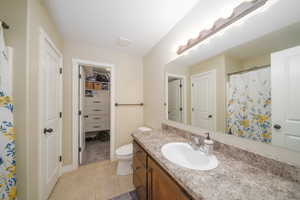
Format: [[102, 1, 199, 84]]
[[132, 130, 300, 200]]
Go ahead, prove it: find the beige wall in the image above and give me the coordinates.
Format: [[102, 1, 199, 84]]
[[63, 42, 143, 166], [27, 0, 64, 199], [241, 54, 271, 69], [143, 5, 300, 167], [0, 0, 28, 199]]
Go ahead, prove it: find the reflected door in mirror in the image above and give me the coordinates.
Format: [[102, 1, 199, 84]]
[[191, 70, 216, 131], [272, 46, 300, 151], [168, 79, 183, 122]]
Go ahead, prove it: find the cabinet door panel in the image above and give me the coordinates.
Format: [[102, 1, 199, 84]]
[[148, 157, 190, 200], [133, 142, 147, 166], [133, 142, 147, 200]]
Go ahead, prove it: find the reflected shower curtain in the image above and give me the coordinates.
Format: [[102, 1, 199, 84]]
[[227, 67, 272, 143], [0, 22, 17, 199]]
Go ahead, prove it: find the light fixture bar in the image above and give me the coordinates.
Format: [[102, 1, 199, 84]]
[[177, 0, 269, 55]]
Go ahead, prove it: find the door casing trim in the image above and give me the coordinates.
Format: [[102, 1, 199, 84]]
[[72, 59, 116, 170]]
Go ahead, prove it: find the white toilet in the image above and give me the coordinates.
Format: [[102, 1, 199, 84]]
[[116, 127, 152, 175], [116, 143, 133, 175]]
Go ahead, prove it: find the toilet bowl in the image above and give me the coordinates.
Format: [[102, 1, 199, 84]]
[[116, 143, 133, 175], [116, 127, 152, 175]]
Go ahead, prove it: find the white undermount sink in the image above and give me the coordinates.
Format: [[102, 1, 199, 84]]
[[161, 142, 219, 171]]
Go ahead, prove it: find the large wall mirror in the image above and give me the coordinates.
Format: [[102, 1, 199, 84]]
[[165, 21, 300, 152]]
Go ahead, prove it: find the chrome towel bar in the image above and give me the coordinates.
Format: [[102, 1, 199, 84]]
[[115, 103, 144, 106]]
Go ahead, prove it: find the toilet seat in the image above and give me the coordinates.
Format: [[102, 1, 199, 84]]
[[116, 143, 133, 157]]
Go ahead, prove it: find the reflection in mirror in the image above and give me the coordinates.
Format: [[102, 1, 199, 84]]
[[165, 22, 300, 152], [166, 74, 185, 123]]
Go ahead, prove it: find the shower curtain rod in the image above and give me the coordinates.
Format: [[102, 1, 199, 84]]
[[227, 64, 270, 76], [1, 20, 9, 29]]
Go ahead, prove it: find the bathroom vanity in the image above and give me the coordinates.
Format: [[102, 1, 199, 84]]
[[132, 127, 300, 200], [133, 140, 192, 200]]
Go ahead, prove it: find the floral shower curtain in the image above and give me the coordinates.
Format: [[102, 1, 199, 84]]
[[227, 67, 272, 143], [0, 22, 17, 199]]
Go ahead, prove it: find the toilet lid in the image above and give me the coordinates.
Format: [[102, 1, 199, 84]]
[[116, 143, 133, 156]]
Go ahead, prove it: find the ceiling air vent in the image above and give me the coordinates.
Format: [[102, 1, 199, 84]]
[[117, 37, 131, 47]]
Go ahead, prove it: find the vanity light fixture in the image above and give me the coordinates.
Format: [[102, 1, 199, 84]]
[[177, 0, 269, 55]]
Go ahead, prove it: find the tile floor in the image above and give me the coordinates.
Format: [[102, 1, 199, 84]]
[[110, 191, 138, 200], [49, 160, 135, 200], [82, 140, 110, 165]]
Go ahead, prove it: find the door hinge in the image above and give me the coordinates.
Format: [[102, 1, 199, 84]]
[[78, 110, 82, 116], [59, 155, 62, 162], [79, 147, 82, 152], [59, 112, 62, 118], [59, 68, 63, 74], [180, 107, 183, 111], [79, 74, 82, 79], [179, 84, 182, 88], [192, 83, 194, 87]]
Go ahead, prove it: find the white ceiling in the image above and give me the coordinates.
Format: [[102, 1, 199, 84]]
[[44, 0, 199, 56]]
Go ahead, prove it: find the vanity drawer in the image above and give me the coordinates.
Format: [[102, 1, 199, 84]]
[[133, 141, 147, 167]]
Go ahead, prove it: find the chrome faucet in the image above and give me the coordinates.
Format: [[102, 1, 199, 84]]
[[189, 133, 213, 155], [189, 135, 202, 150]]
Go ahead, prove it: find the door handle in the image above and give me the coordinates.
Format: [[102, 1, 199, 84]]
[[208, 115, 213, 118], [273, 124, 281, 130], [44, 128, 54, 134]]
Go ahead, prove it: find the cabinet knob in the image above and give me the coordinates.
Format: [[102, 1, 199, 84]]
[[208, 115, 213, 118]]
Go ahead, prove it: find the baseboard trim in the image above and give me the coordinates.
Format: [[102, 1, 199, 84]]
[[61, 165, 74, 174]]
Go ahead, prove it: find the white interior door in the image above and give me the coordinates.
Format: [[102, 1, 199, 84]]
[[168, 79, 182, 122], [272, 46, 300, 152], [41, 38, 62, 199], [79, 66, 85, 164], [191, 71, 216, 130]]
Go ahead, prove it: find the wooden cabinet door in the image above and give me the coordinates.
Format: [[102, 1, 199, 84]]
[[133, 142, 147, 200], [133, 157, 147, 200], [148, 157, 191, 200]]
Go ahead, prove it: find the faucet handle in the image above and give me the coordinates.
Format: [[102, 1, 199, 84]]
[[190, 135, 201, 145]]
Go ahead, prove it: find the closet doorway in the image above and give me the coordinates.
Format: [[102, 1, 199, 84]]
[[72, 59, 115, 169]]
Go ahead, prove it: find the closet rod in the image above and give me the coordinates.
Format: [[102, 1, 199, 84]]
[[227, 64, 270, 76], [1, 20, 9, 29], [115, 103, 144, 107]]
